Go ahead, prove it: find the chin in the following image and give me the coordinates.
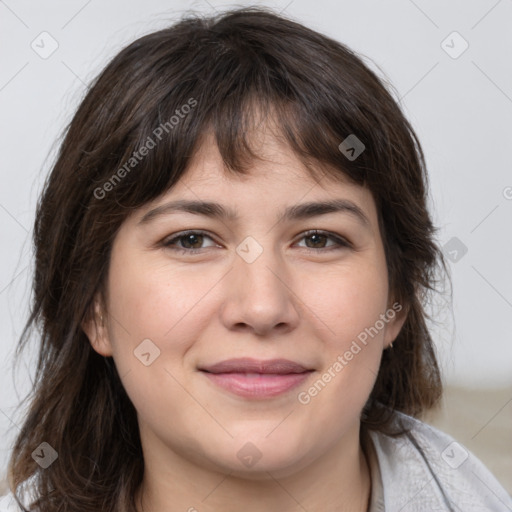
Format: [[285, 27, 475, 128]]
[[207, 437, 314, 480], [226, 457, 310, 482]]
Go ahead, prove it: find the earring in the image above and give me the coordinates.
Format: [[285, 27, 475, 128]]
[[389, 341, 394, 349]]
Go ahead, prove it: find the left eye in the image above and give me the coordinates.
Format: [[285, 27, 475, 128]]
[[297, 230, 351, 250], [162, 230, 350, 254]]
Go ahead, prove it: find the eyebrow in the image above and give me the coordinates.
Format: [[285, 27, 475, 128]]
[[138, 198, 370, 227]]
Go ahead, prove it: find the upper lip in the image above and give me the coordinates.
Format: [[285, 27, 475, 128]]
[[199, 358, 312, 374]]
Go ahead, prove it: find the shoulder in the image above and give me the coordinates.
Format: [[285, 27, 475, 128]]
[[367, 409, 512, 512], [0, 493, 21, 512]]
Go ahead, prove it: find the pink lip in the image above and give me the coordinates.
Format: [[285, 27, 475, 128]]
[[199, 358, 314, 398]]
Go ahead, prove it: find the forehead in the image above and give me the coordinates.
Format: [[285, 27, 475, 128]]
[[179, 129, 359, 192], [131, 129, 380, 237]]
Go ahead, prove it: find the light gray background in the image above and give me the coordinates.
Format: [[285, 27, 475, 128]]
[[1, 0, 511, 480]]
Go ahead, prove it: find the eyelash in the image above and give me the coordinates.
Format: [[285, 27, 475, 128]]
[[161, 229, 351, 255]]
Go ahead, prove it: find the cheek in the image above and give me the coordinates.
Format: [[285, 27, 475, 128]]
[[107, 255, 220, 346], [303, 262, 389, 346], [296, 269, 388, 425], [105, 256, 213, 426]]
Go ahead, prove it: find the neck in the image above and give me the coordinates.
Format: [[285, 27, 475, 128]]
[[135, 423, 371, 512]]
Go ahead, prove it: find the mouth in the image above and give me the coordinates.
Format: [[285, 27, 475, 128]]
[[198, 358, 315, 399]]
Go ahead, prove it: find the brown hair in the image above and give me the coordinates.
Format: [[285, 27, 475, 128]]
[[7, 6, 449, 511]]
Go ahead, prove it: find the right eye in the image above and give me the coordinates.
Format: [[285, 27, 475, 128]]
[[161, 230, 220, 254]]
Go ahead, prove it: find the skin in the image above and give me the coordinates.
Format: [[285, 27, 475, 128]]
[[83, 125, 407, 512]]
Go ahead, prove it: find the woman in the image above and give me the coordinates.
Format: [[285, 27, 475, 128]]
[[1, 6, 510, 512]]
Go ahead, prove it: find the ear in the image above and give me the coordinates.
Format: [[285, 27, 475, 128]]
[[383, 299, 409, 349], [81, 293, 113, 357]]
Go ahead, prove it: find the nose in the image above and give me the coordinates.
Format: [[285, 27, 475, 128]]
[[219, 244, 301, 337]]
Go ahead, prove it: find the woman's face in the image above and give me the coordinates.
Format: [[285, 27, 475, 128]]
[[85, 129, 406, 480]]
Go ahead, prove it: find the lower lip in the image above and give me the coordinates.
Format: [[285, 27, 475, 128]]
[[201, 371, 313, 398]]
